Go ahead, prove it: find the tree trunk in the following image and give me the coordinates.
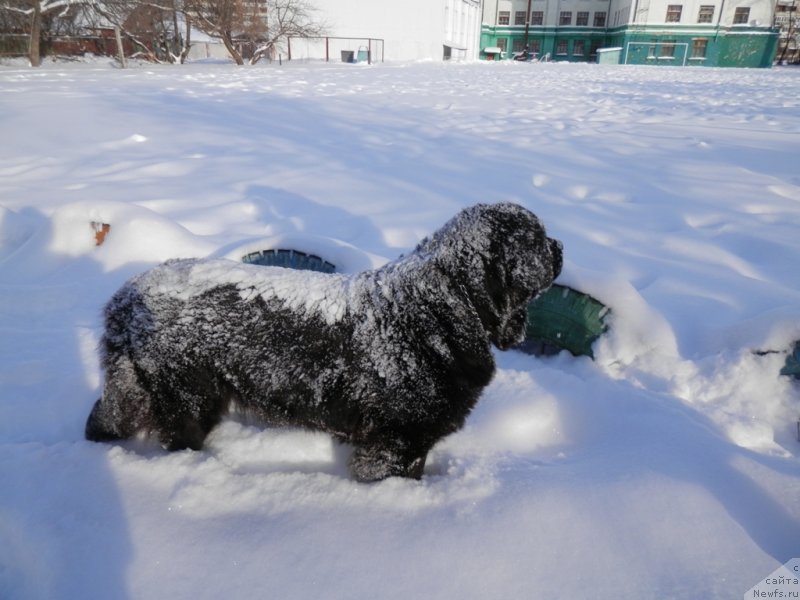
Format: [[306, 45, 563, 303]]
[[221, 31, 244, 65], [28, 0, 41, 67], [114, 26, 127, 68], [178, 16, 192, 64]]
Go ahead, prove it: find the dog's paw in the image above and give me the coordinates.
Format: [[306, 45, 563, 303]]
[[350, 445, 426, 482]]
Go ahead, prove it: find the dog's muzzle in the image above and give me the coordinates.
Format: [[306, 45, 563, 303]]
[[549, 238, 563, 280]]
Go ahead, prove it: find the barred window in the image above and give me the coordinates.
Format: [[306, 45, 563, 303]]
[[577, 11, 590, 25], [691, 38, 708, 58], [666, 4, 682, 22], [560, 11, 573, 25], [660, 40, 676, 57], [573, 40, 586, 55], [499, 11, 510, 25], [733, 7, 750, 23], [531, 11, 544, 25], [515, 11, 527, 25], [594, 11, 607, 26], [697, 5, 715, 22], [556, 39, 569, 54]]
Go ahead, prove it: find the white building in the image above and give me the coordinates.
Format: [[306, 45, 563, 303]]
[[292, 0, 483, 62]]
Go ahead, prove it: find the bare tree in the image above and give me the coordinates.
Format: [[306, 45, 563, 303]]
[[182, 0, 253, 64], [185, 0, 325, 65], [95, 0, 191, 63], [250, 0, 325, 64], [2, 0, 323, 66], [0, 0, 92, 66], [776, 0, 799, 65]]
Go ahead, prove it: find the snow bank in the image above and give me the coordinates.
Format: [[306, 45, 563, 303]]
[[1, 60, 799, 599]]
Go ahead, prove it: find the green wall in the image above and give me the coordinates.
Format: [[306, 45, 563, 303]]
[[481, 27, 608, 62], [717, 31, 780, 68], [482, 24, 779, 68]]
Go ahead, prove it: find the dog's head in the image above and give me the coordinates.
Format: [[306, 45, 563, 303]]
[[420, 203, 563, 350]]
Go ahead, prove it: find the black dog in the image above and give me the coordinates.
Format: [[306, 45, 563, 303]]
[[86, 203, 563, 481]]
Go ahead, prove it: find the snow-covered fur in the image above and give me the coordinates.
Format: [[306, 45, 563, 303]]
[[85, 203, 563, 481]]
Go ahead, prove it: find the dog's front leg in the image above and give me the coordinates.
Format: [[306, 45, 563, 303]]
[[349, 440, 427, 482]]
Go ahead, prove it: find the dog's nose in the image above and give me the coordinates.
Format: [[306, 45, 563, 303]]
[[549, 238, 563, 279]]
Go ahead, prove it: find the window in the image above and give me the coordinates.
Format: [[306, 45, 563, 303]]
[[697, 5, 715, 22], [666, 4, 682, 22], [497, 38, 508, 51], [577, 11, 590, 25], [573, 40, 586, 55], [590, 40, 601, 55], [560, 11, 573, 25], [513, 38, 526, 52], [515, 10, 527, 25], [733, 7, 750, 23], [691, 38, 708, 58], [498, 11, 510, 25], [594, 11, 607, 26], [556, 39, 569, 54], [530, 39, 542, 54], [660, 40, 676, 58], [531, 11, 544, 25], [647, 39, 657, 57]]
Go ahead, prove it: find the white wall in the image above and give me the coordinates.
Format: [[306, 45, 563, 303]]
[[444, 0, 482, 59], [485, 0, 772, 28], [487, 0, 614, 30], [617, 0, 774, 26]]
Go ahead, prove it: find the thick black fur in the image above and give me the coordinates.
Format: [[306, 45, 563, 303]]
[[86, 203, 563, 481]]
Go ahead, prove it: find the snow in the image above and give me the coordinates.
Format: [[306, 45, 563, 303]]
[[126, 258, 352, 324], [1, 58, 799, 599]]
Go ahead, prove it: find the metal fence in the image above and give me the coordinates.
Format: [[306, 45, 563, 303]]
[[286, 36, 384, 64]]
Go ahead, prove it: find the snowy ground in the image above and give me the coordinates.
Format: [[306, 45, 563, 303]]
[[1, 58, 799, 599]]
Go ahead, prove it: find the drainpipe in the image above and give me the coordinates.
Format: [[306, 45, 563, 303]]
[[554, 0, 560, 57], [478, 0, 485, 60], [494, 0, 503, 57], [716, 0, 726, 39], [630, 0, 639, 47], [524, 0, 533, 48]]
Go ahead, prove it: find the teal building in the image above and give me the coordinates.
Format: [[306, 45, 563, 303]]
[[480, 0, 780, 67]]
